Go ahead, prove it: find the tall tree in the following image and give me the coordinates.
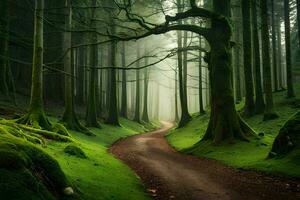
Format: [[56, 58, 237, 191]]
[[86, 0, 101, 128], [297, 0, 300, 49], [284, 0, 295, 98], [120, 41, 128, 118], [241, 0, 255, 116], [271, 0, 279, 91], [0, 0, 10, 99], [106, 22, 120, 125], [17, 0, 52, 130], [261, 0, 278, 121], [133, 42, 141, 123], [142, 57, 150, 123], [60, 0, 91, 134], [198, 36, 205, 114], [252, 0, 265, 114]]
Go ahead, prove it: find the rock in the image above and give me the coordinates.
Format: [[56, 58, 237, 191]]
[[63, 187, 74, 196]]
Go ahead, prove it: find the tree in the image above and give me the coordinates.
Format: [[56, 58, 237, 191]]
[[198, 36, 205, 114], [106, 16, 120, 126], [284, 0, 295, 98], [252, 0, 265, 114], [17, 0, 52, 130], [60, 0, 92, 134], [133, 42, 141, 123], [176, 0, 191, 128], [297, 0, 300, 49], [261, 0, 278, 121], [120, 41, 128, 118], [0, 0, 10, 100], [241, 0, 255, 116], [142, 57, 150, 123], [271, 0, 279, 92], [86, 0, 101, 128]]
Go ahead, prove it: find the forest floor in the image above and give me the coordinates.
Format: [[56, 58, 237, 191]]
[[110, 122, 300, 200], [0, 98, 156, 200], [166, 84, 300, 178]]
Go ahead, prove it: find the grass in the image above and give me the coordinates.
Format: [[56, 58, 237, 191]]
[[167, 85, 300, 178], [42, 117, 153, 200]]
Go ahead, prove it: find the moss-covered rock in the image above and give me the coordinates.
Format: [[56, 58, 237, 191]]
[[0, 134, 74, 200], [269, 111, 300, 157], [64, 144, 87, 159]]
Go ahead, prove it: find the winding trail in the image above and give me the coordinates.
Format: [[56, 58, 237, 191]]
[[109, 122, 300, 200]]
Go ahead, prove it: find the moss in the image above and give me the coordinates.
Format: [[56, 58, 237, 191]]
[[0, 134, 73, 200], [64, 144, 87, 159]]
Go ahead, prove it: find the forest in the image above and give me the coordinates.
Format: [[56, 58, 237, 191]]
[[0, 0, 300, 199]]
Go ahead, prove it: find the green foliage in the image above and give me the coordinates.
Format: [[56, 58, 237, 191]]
[[167, 86, 300, 177]]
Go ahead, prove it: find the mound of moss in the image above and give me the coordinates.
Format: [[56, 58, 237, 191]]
[[0, 134, 74, 200], [64, 144, 87, 159], [269, 111, 300, 157]]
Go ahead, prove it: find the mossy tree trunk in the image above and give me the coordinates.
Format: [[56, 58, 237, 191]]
[[252, 0, 265, 114], [120, 41, 128, 118], [241, 0, 255, 117], [17, 0, 52, 130], [86, 0, 100, 128], [284, 0, 295, 98], [61, 0, 91, 134], [201, 0, 255, 144], [260, 0, 279, 121]]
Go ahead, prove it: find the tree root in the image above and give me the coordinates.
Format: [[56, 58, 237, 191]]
[[61, 112, 95, 136], [0, 119, 73, 145]]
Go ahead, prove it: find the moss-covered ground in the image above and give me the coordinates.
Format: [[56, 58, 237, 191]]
[[43, 118, 153, 200], [167, 85, 300, 178], [0, 96, 155, 200]]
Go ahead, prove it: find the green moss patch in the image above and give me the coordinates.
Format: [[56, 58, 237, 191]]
[[64, 144, 87, 159]]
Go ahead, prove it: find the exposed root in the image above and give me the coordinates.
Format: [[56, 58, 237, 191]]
[[61, 112, 95, 136], [0, 119, 73, 145]]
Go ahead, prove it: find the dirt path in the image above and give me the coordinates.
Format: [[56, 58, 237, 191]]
[[109, 122, 300, 200]]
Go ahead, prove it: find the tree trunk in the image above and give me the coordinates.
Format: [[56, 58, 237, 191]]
[[0, 0, 9, 99], [277, 15, 284, 90], [133, 42, 141, 123], [60, 0, 91, 134], [201, 0, 255, 144], [142, 58, 150, 123], [198, 36, 205, 114], [175, 68, 179, 122], [106, 19, 120, 126], [120, 41, 128, 118], [261, 0, 278, 121], [297, 0, 300, 52], [252, 0, 265, 114], [284, 0, 295, 98], [271, 0, 279, 92], [86, 0, 100, 128], [17, 0, 52, 130], [241, 0, 255, 117]]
